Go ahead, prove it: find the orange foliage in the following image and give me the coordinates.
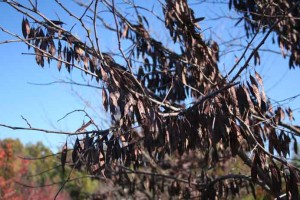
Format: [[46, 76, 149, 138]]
[[0, 141, 70, 200]]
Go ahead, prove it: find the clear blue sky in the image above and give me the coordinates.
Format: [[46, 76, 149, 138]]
[[0, 1, 300, 153]]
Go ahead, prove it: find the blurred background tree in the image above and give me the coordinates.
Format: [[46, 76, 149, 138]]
[[0, 139, 100, 199]]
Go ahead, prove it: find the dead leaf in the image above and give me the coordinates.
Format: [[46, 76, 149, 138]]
[[122, 24, 129, 38], [100, 66, 108, 82], [61, 142, 67, 172], [76, 120, 92, 133], [250, 75, 258, 88], [57, 53, 62, 71], [137, 99, 146, 120], [278, 107, 285, 121], [250, 81, 261, 108], [182, 67, 187, 85], [72, 137, 82, 170], [254, 51, 260, 65], [49, 41, 56, 56], [83, 55, 89, 70], [109, 91, 120, 108], [254, 71, 263, 86], [22, 18, 30, 38], [251, 152, 260, 183], [286, 107, 294, 121], [102, 89, 109, 112]]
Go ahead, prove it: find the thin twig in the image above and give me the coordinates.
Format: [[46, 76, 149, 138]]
[[54, 164, 74, 199], [27, 80, 105, 90], [112, 0, 133, 73], [15, 174, 106, 188], [225, 31, 259, 78], [21, 115, 32, 128], [26, 165, 61, 178], [92, 0, 102, 57], [18, 152, 60, 160]]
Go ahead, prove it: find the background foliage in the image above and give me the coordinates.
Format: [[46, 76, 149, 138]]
[[0, 139, 99, 199]]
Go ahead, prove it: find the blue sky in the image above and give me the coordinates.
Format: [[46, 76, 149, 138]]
[[0, 1, 300, 153], [0, 1, 109, 152]]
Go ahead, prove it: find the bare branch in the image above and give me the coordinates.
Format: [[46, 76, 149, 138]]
[[0, 123, 108, 135]]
